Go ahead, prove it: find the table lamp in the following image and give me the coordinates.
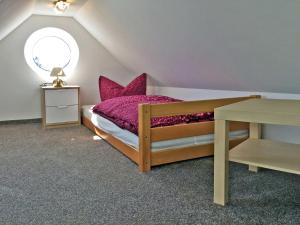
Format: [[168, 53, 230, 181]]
[[50, 67, 65, 87]]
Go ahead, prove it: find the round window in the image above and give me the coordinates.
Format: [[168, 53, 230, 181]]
[[24, 27, 79, 80]]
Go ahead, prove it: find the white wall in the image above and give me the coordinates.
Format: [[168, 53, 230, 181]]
[[75, 0, 300, 93], [0, 15, 134, 121], [150, 86, 300, 144]]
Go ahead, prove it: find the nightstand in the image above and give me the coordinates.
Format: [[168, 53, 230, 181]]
[[41, 86, 80, 128]]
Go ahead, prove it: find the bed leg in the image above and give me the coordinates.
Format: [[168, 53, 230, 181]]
[[138, 104, 151, 172], [139, 161, 151, 172]]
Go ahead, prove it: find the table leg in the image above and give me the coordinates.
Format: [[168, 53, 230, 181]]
[[214, 119, 229, 206], [249, 123, 262, 172]]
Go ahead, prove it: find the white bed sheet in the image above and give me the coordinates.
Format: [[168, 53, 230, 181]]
[[82, 105, 248, 152]]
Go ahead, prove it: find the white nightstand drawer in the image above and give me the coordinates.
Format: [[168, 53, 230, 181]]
[[46, 105, 79, 124], [45, 89, 78, 107]]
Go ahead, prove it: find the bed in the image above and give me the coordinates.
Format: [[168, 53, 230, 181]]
[[82, 94, 260, 172]]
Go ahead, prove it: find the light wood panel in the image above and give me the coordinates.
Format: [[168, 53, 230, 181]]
[[250, 123, 262, 139], [41, 88, 46, 128], [151, 96, 260, 117], [152, 137, 246, 166], [214, 97, 300, 206], [215, 98, 300, 126], [138, 104, 151, 172], [151, 122, 214, 142], [43, 121, 81, 129], [229, 139, 300, 175], [214, 120, 229, 206], [82, 116, 139, 163], [41, 85, 80, 90], [151, 121, 249, 142], [248, 123, 262, 172], [152, 145, 213, 166]]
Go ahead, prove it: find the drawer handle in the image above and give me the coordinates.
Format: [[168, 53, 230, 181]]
[[56, 105, 68, 109]]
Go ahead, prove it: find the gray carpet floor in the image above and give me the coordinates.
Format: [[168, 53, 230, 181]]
[[0, 123, 299, 225]]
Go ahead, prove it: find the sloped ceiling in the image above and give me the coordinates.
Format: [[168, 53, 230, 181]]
[[74, 0, 300, 93], [1, 0, 300, 93], [0, 0, 34, 41], [0, 0, 88, 41]]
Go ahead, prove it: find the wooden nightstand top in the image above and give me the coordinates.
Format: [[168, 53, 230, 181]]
[[41, 85, 80, 90]]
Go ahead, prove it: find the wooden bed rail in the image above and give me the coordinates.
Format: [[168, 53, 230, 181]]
[[150, 95, 260, 117], [151, 121, 249, 142], [138, 95, 261, 172]]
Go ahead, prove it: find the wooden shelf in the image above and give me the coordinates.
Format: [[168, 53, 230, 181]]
[[229, 139, 300, 175]]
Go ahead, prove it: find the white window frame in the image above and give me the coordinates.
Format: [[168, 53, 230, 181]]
[[24, 27, 79, 81]]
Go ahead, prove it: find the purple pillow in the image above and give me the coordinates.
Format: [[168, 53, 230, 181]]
[[99, 73, 147, 101]]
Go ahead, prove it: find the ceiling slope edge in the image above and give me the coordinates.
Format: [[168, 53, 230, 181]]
[[73, 0, 138, 76], [0, 0, 35, 41]]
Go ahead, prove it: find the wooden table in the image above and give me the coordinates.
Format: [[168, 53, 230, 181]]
[[213, 98, 300, 206]]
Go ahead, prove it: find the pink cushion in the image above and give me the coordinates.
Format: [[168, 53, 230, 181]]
[[99, 73, 147, 101]]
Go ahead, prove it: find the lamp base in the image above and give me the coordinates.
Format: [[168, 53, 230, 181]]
[[52, 78, 64, 88]]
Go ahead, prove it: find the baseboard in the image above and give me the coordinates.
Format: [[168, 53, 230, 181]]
[[0, 118, 42, 125]]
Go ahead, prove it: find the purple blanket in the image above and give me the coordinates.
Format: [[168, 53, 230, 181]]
[[92, 95, 214, 134]]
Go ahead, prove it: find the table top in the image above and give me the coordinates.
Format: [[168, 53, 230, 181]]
[[41, 85, 80, 90], [215, 98, 300, 126]]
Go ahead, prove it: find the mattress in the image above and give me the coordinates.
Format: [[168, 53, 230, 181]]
[[82, 105, 248, 152]]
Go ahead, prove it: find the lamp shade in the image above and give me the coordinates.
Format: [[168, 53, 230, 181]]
[[50, 67, 66, 77]]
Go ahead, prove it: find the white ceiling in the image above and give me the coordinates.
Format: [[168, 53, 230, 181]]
[[1, 0, 300, 93], [0, 0, 88, 41]]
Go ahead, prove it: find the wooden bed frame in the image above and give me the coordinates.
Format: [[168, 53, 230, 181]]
[[82, 95, 260, 172]]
